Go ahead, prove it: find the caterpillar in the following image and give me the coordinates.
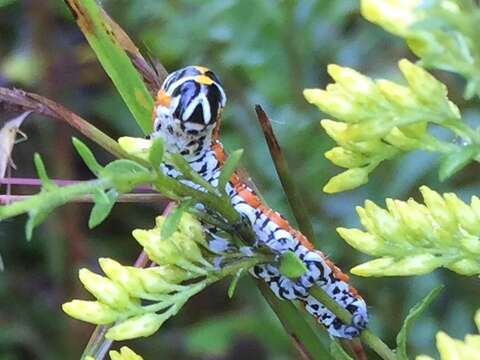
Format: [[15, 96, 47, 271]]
[[150, 66, 368, 338]]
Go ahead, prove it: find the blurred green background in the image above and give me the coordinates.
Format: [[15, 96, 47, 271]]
[[1, 0, 480, 359]]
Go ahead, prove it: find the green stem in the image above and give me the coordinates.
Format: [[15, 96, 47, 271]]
[[309, 287, 397, 360]]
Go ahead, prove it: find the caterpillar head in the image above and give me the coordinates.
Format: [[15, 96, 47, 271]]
[[151, 66, 226, 156]]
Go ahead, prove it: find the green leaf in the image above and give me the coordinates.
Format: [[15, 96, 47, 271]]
[[64, 0, 153, 134], [169, 153, 218, 194], [26, 207, 54, 241], [72, 137, 103, 175], [218, 149, 244, 192], [330, 340, 353, 360], [33, 153, 55, 190], [396, 285, 443, 360], [228, 269, 244, 299], [88, 188, 118, 229], [101, 160, 149, 193], [278, 251, 308, 278], [161, 200, 193, 239], [439, 145, 477, 181], [0, 254, 4, 271], [149, 137, 164, 170]]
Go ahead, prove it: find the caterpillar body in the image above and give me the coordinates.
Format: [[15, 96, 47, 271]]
[[150, 66, 368, 338]]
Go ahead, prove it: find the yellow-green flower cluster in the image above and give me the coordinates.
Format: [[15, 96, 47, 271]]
[[304, 59, 460, 193], [109, 346, 144, 360], [63, 212, 211, 341], [86, 346, 143, 360], [338, 186, 480, 276], [416, 310, 480, 360], [361, 0, 480, 98]]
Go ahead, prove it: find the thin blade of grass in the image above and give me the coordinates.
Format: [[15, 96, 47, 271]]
[[63, 0, 154, 134]]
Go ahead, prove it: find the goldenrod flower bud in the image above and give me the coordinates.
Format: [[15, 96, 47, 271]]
[[304, 89, 358, 122], [352, 254, 443, 277], [177, 212, 207, 247], [361, 0, 421, 37], [336, 228, 383, 256], [324, 147, 369, 168], [420, 186, 456, 233], [106, 313, 169, 340], [118, 137, 151, 161], [327, 64, 379, 98], [62, 300, 120, 324], [109, 347, 144, 360], [447, 259, 480, 276], [323, 168, 369, 193], [79, 268, 132, 310], [128, 266, 189, 294], [376, 79, 419, 108], [363, 200, 405, 240], [320, 119, 348, 144], [99, 258, 145, 297], [444, 193, 479, 234]]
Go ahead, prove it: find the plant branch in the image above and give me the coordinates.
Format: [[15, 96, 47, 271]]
[[254, 105, 315, 242], [0, 88, 128, 159]]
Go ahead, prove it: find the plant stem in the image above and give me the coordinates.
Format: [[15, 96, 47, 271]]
[[254, 105, 315, 242], [0, 193, 167, 204], [309, 287, 397, 360]]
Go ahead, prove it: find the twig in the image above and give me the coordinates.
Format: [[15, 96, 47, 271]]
[[0, 88, 128, 159], [81, 202, 175, 360], [254, 105, 315, 242]]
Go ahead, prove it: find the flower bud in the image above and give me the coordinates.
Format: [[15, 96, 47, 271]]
[[363, 200, 405, 241], [178, 212, 207, 246], [117, 137, 152, 160], [376, 79, 419, 108], [351, 257, 396, 277], [444, 193, 479, 235], [337, 228, 384, 256], [324, 147, 369, 168], [128, 266, 189, 294], [361, 0, 421, 37], [384, 128, 420, 151], [447, 259, 480, 276], [399, 59, 449, 108], [79, 268, 132, 310], [62, 300, 120, 324], [323, 168, 369, 193], [327, 64, 378, 98], [109, 346, 144, 360], [106, 313, 169, 340], [382, 254, 444, 276], [303, 89, 358, 122], [420, 186, 457, 233], [320, 119, 349, 144], [98, 258, 145, 297]]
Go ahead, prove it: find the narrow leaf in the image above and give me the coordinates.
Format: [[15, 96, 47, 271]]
[[33, 153, 55, 190], [218, 149, 243, 192], [228, 269, 244, 299], [64, 0, 154, 134], [0, 254, 4, 271], [88, 188, 118, 229], [26, 207, 53, 241], [396, 285, 443, 360], [72, 137, 103, 175], [279, 251, 308, 278], [161, 201, 193, 239], [149, 137, 164, 170], [439, 145, 477, 181], [330, 340, 353, 360]]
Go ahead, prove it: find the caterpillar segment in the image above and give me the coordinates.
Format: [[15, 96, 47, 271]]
[[150, 66, 368, 338]]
